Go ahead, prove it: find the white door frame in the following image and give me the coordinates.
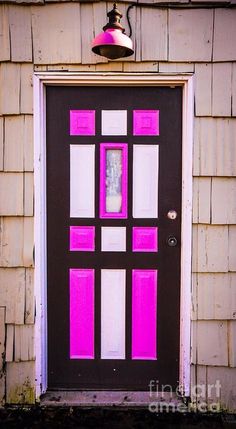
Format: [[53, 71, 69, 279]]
[[34, 72, 193, 400]]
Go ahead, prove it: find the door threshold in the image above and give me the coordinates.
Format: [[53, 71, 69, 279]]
[[40, 391, 183, 408]]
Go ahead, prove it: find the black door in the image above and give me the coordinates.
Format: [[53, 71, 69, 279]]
[[46, 85, 182, 390]]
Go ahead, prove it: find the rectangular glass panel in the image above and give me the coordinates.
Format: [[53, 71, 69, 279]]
[[100, 143, 127, 218], [70, 145, 95, 218], [101, 269, 126, 359], [132, 269, 157, 360], [70, 269, 94, 359], [106, 149, 122, 213], [133, 145, 159, 218]]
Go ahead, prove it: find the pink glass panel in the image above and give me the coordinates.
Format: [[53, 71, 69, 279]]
[[132, 227, 158, 252], [132, 269, 157, 360], [133, 110, 159, 136], [70, 110, 95, 135], [70, 269, 94, 359], [70, 226, 95, 251], [100, 143, 128, 219]]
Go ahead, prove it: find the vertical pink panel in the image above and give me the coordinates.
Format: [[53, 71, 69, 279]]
[[133, 110, 159, 135], [70, 269, 94, 359], [100, 143, 128, 218], [132, 270, 157, 360]]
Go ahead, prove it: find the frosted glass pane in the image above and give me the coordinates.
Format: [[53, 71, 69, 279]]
[[132, 269, 157, 360], [70, 145, 95, 218], [133, 145, 159, 218], [101, 269, 126, 359], [106, 149, 122, 213]]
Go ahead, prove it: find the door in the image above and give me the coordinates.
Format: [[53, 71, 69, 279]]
[[46, 85, 182, 390]]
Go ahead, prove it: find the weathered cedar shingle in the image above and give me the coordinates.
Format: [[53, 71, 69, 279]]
[[0, 173, 24, 216], [196, 321, 228, 366], [193, 118, 236, 176], [212, 178, 236, 224], [0, 268, 25, 324], [32, 4, 81, 64], [9, 5, 32, 62], [212, 63, 232, 117], [141, 8, 167, 61], [192, 177, 211, 224], [169, 9, 213, 62], [193, 225, 228, 273], [0, 5, 11, 61], [213, 9, 236, 62], [194, 63, 212, 116], [6, 361, 35, 404], [197, 273, 236, 320]]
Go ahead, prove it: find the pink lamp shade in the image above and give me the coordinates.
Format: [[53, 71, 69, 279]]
[[91, 3, 134, 60], [92, 28, 133, 60]]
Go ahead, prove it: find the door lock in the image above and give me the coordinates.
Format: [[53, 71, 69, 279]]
[[167, 236, 178, 247]]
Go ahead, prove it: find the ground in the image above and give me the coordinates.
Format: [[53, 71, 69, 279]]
[[0, 408, 236, 429]]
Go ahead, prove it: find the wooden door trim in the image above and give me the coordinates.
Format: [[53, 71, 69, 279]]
[[34, 72, 193, 400]]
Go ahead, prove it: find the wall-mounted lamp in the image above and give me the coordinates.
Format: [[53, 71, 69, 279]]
[[91, 2, 134, 60]]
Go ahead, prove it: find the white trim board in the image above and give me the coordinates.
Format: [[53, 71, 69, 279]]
[[34, 72, 193, 400]]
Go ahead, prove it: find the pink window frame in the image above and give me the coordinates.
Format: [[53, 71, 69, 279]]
[[100, 143, 128, 219]]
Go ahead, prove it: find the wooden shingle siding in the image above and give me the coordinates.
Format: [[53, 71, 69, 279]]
[[168, 10, 213, 62], [213, 9, 236, 62], [196, 321, 228, 366], [5, 324, 14, 362], [123, 62, 158, 72], [14, 325, 34, 362], [0, 5, 10, 62], [9, 6, 32, 62], [0, 218, 34, 268], [212, 178, 236, 224], [141, 8, 167, 61], [229, 321, 236, 367], [193, 118, 236, 177], [24, 173, 34, 217], [207, 367, 236, 412], [192, 177, 211, 224], [0, 308, 6, 403], [23, 217, 34, 267], [194, 63, 212, 116], [193, 225, 228, 273], [25, 268, 34, 324], [32, 4, 81, 64], [197, 273, 236, 320], [233, 63, 236, 117], [4, 116, 33, 172], [20, 65, 33, 114], [159, 62, 194, 73], [212, 63, 232, 117], [0, 173, 24, 216], [229, 226, 236, 271], [0, 268, 25, 324], [0, 118, 3, 171], [81, 3, 97, 65], [0, 63, 20, 115], [6, 361, 35, 404]]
